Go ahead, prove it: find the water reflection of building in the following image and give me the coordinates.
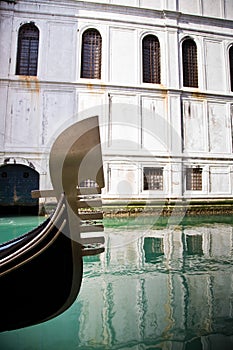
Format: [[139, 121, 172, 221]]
[[77, 223, 233, 349]]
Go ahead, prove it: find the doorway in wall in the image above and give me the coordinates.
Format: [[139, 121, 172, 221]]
[[0, 164, 39, 215]]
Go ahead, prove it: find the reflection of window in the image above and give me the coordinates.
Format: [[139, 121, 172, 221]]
[[142, 34, 160, 84], [81, 29, 102, 79], [79, 179, 97, 188], [186, 235, 203, 255], [144, 237, 164, 263], [16, 23, 39, 76], [186, 167, 202, 191], [182, 38, 198, 88], [143, 167, 163, 190]]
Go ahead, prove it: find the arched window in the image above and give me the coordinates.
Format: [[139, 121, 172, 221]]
[[182, 38, 198, 88], [229, 46, 233, 91], [81, 29, 102, 79], [142, 35, 161, 84], [16, 23, 39, 76]]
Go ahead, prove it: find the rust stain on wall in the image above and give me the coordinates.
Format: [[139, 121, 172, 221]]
[[191, 91, 205, 100], [87, 82, 93, 91], [20, 76, 40, 94]]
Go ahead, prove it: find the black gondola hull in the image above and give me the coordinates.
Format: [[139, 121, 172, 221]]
[[0, 195, 83, 332]]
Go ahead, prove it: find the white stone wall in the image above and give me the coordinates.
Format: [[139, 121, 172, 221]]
[[1, 0, 233, 201]]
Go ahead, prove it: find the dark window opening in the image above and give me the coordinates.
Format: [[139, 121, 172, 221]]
[[1, 172, 7, 178], [143, 167, 163, 190], [81, 29, 102, 79], [142, 35, 161, 84], [229, 46, 233, 92], [16, 23, 39, 76], [186, 167, 202, 191], [182, 38, 198, 88], [23, 172, 29, 178]]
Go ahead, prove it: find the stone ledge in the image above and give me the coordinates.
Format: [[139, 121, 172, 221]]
[[39, 197, 233, 217]]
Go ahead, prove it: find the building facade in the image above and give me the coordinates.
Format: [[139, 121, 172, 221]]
[[1, 0, 233, 212]]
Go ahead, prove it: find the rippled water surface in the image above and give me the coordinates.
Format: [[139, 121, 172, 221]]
[[0, 215, 233, 349]]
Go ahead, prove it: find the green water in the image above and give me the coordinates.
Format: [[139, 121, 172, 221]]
[[1, 215, 233, 349]]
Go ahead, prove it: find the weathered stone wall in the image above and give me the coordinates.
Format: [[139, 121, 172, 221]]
[[0, 0, 233, 208]]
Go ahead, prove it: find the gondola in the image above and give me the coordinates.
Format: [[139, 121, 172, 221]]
[[0, 116, 105, 332]]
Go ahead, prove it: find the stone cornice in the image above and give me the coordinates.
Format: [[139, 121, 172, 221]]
[[1, 0, 233, 38], [1, 77, 233, 102]]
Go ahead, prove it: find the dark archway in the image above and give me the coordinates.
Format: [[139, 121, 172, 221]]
[[0, 164, 39, 215]]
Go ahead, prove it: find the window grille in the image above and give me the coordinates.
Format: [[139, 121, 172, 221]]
[[81, 29, 102, 79], [186, 167, 202, 191], [182, 38, 198, 88], [79, 179, 98, 188], [229, 46, 233, 92], [142, 35, 161, 84], [143, 167, 163, 190], [16, 23, 39, 76]]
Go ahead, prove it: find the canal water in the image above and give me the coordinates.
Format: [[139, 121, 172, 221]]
[[0, 214, 233, 349]]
